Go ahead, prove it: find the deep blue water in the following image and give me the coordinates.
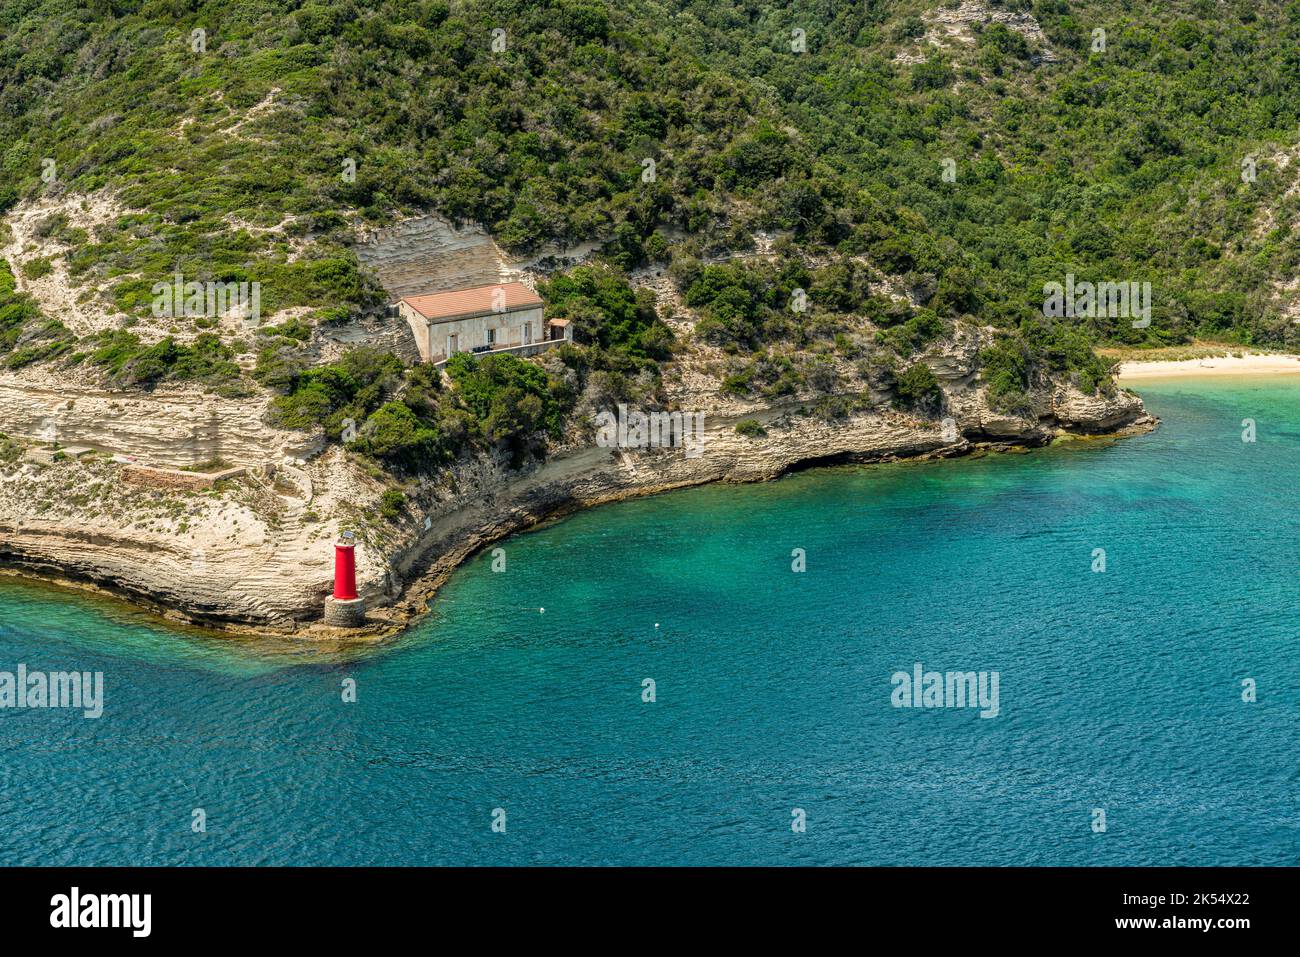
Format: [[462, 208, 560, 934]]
[[1, 377, 1298, 865]]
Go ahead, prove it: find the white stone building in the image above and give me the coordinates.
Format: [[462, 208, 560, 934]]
[[396, 281, 571, 364]]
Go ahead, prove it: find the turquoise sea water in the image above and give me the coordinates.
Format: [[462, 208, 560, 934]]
[[1, 377, 1298, 866]]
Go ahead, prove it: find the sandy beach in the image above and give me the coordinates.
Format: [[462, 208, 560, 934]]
[[1117, 352, 1300, 381]]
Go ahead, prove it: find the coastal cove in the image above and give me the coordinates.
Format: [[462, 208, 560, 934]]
[[0, 376, 1297, 865], [0, 377, 1153, 642]]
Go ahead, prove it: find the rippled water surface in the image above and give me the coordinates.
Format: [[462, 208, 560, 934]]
[[2, 377, 1298, 865]]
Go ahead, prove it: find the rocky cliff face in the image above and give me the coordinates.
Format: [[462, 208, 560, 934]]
[[1051, 385, 1148, 433], [0, 446, 368, 626], [355, 215, 519, 301]]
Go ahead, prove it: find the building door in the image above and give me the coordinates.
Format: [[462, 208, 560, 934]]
[[523, 322, 531, 344]]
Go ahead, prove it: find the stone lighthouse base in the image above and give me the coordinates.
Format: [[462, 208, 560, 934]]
[[323, 596, 367, 628]]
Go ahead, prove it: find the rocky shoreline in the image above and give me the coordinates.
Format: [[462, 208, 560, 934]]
[[0, 385, 1157, 645]]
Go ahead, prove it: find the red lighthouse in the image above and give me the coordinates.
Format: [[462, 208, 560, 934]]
[[334, 532, 358, 600], [323, 531, 366, 627]]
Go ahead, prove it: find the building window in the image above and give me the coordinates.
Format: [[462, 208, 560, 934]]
[[486, 328, 495, 346], [523, 322, 531, 344]]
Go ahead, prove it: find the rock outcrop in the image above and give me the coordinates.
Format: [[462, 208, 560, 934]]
[[1052, 385, 1151, 433], [0, 368, 321, 468], [896, 0, 1059, 65], [356, 215, 519, 301]]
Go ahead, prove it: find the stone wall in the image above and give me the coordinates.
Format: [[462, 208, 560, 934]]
[[121, 464, 247, 490]]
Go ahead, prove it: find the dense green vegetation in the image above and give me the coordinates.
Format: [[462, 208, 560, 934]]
[[5, 0, 1300, 482], [263, 344, 571, 470], [4, 0, 1299, 348], [538, 265, 677, 411], [445, 351, 569, 463], [540, 265, 672, 364]]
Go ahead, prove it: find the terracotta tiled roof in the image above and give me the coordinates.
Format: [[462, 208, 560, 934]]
[[399, 282, 542, 322]]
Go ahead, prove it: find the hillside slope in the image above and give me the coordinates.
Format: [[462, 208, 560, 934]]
[[2, 0, 1298, 339]]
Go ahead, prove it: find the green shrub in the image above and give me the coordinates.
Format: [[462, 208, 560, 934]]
[[352, 402, 448, 472], [541, 266, 673, 364], [895, 361, 942, 413], [379, 488, 407, 521], [20, 258, 53, 280], [84, 331, 240, 389], [268, 348, 403, 432], [445, 352, 569, 463]]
